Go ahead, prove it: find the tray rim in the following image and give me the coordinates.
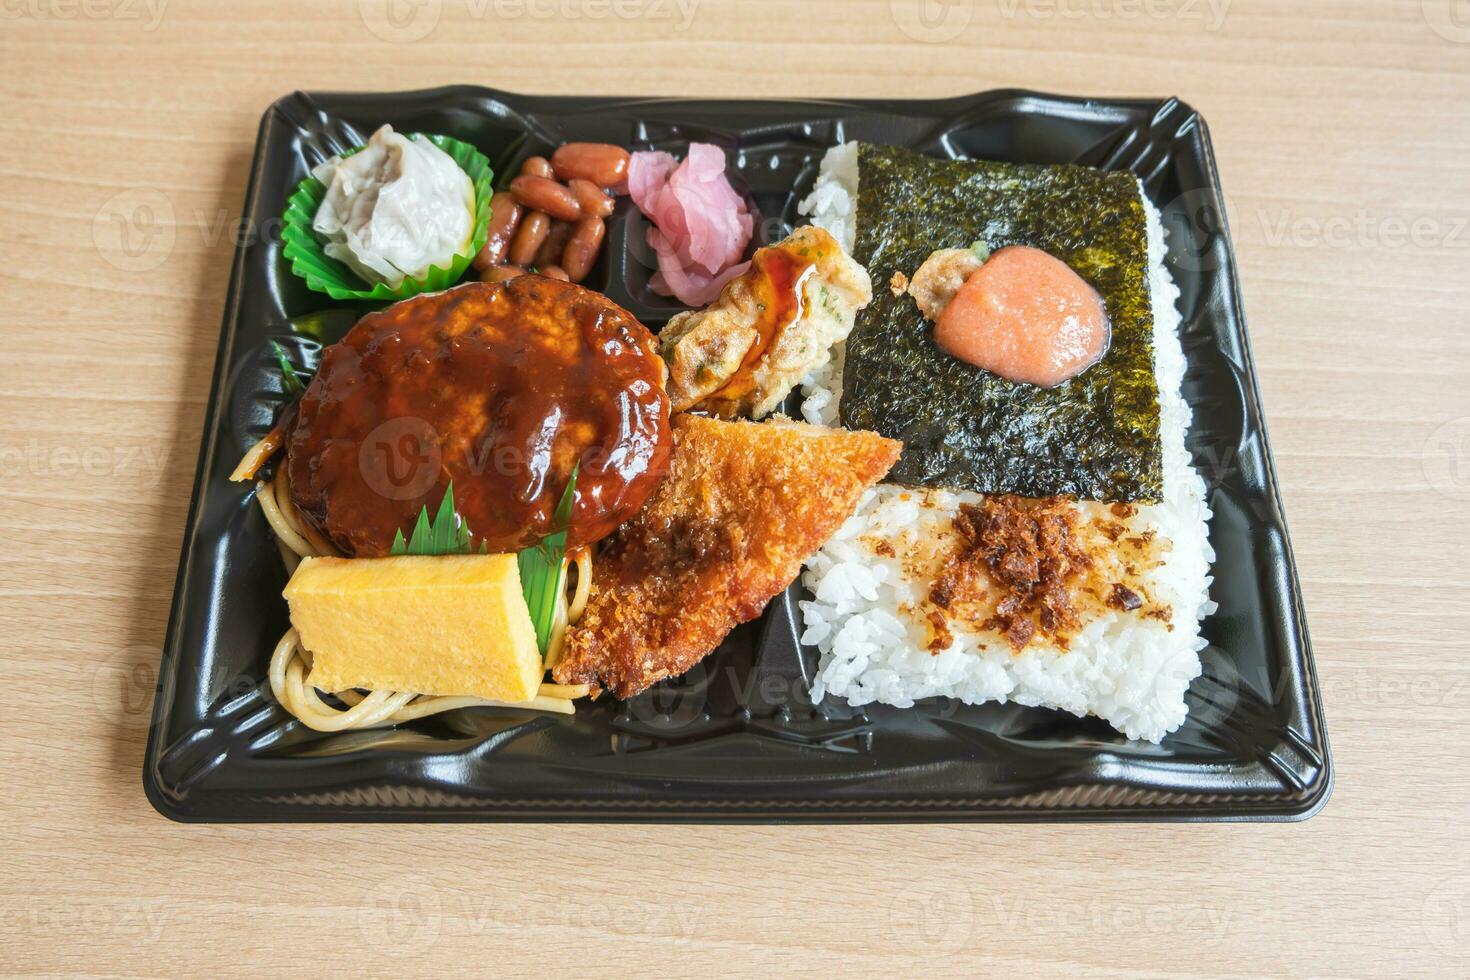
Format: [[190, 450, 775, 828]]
[[143, 84, 1333, 824]]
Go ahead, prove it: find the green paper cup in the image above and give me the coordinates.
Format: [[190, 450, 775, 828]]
[[280, 133, 493, 303]]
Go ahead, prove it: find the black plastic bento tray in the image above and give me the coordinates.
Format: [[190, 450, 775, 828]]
[[144, 86, 1331, 822]]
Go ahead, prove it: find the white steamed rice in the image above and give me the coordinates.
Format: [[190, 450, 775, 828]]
[[794, 143, 1215, 742]]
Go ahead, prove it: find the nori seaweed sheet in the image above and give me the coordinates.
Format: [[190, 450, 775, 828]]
[[840, 143, 1163, 502]]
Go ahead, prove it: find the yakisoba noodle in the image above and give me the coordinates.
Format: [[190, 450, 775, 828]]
[[238, 436, 592, 732]]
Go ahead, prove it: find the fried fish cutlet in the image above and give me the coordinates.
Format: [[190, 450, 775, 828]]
[[552, 415, 901, 698]]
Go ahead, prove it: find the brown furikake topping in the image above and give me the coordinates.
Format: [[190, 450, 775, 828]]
[[1107, 583, 1144, 611], [929, 495, 1094, 652]]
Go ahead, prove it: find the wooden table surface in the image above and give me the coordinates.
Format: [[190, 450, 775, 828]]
[[3, 0, 1467, 975]]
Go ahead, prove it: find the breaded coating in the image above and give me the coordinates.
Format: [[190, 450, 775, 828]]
[[553, 415, 901, 698], [660, 225, 872, 419]]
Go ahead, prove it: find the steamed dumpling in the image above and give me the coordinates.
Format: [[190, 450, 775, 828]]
[[311, 124, 474, 288]]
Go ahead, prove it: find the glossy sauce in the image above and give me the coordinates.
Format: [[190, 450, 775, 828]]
[[701, 242, 816, 417], [287, 278, 671, 557], [934, 245, 1111, 388]]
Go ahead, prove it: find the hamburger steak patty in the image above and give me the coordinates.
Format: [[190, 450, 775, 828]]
[[286, 277, 671, 556]]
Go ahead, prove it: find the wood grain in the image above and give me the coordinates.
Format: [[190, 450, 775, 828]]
[[2, 1, 1467, 975]]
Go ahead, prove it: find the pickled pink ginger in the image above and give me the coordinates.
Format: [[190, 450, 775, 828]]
[[627, 143, 754, 306]]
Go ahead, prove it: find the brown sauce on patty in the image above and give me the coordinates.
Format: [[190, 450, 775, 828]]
[[286, 278, 671, 556]]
